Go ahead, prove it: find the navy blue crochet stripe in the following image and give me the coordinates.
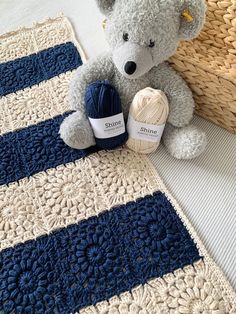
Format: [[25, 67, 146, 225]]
[[0, 192, 201, 314], [0, 42, 82, 97], [0, 112, 98, 186]]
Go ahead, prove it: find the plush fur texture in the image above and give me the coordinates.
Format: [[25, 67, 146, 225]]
[[60, 0, 207, 159]]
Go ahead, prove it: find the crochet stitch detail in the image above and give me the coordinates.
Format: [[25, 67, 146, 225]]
[[0, 113, 98, 186], [0, 16, 80, 63], [0, 42, 81, 97], [0, 192, 200, 313], [80, 260, 234, 314], [0, 149, 158, 251], [0, 71, 76, 135]]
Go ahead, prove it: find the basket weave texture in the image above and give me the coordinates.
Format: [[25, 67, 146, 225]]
[[170, 0, 236, 133]]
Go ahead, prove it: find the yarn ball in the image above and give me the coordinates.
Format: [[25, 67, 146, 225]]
[[85, 80, 128, 150], [126, 87, 169, 154]]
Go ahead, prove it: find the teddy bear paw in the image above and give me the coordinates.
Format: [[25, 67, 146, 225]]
[[59, 112, 95, 150], [163, 124, 207, 160]]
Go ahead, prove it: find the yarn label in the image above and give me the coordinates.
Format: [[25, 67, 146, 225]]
[[127, 116, 165, 143], [89, 113, 125, 139]]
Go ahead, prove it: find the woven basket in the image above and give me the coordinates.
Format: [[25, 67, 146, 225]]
[[170, 0, 236, 133]]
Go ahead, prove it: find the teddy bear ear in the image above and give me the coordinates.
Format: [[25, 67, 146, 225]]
[[178, 0, 206, 40], [95, 0, 116, 15]]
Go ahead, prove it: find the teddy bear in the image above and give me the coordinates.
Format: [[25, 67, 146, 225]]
[[59, 0, 207, 159]]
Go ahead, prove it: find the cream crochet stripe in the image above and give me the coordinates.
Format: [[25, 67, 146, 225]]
[[0, 15, 87, 63], [0, 149, 158, 251], [0, 71, 75, 135], [0, 16, 235, 314]]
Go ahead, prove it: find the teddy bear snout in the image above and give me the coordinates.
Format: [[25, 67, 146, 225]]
[[113, 42, 153, 79], [124, 61, 137, 75]]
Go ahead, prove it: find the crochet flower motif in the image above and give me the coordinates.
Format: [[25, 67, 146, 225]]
[[34, 22, 71, 51], [89, 149, 156, 206], [172, 280, 226, 314], [0, 184, 45, 249], [28, 126, 59, 157], [41, 43, 80, 78], [0, 239, 59, 313], [134, 202, 178, 246], [66, 221, 126, 303], [76, 236, 118, 277], [4, 83, 62, 130], [0, 32, 34, 63], [149, 261, 230, 314], [19, 115, 73, 171], [35, 162, 98, 228], [1, 58, 41, 94], [127, 193, 199, 280]]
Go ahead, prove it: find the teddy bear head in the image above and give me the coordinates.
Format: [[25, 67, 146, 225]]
[[96, 0, 206, 79]]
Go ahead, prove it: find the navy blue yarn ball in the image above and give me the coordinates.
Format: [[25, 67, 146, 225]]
[[85, 80, 128, 150]]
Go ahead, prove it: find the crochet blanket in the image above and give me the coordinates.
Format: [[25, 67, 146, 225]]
[[0, 16, 235, 314]]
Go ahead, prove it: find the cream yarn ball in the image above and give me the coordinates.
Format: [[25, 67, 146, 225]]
[[126, 87, 169, 154]]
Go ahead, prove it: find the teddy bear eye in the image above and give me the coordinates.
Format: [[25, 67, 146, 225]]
[[149, 40, 155, 48], [123, 33, 129, 42]]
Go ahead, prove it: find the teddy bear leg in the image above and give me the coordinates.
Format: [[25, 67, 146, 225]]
[[59, 112, 95, 150], [162, 123, 207, 160]]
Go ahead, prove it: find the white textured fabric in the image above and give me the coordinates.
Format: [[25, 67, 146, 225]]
[[150, 116, 236, 290], [0, 0, 235, 292]]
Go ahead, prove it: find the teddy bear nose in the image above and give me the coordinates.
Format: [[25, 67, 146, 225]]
[[124, 61, 137, 75]]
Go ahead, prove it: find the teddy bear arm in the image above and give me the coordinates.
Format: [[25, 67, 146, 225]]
[[69, 52, 115, 114], [149, 62, 195, 128]]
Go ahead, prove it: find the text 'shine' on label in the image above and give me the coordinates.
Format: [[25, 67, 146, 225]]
[[127, 116, 166, 143], [89, 113, 126, 139]]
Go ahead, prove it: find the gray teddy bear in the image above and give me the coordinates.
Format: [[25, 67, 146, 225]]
[[60, 0, 207, 159]]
